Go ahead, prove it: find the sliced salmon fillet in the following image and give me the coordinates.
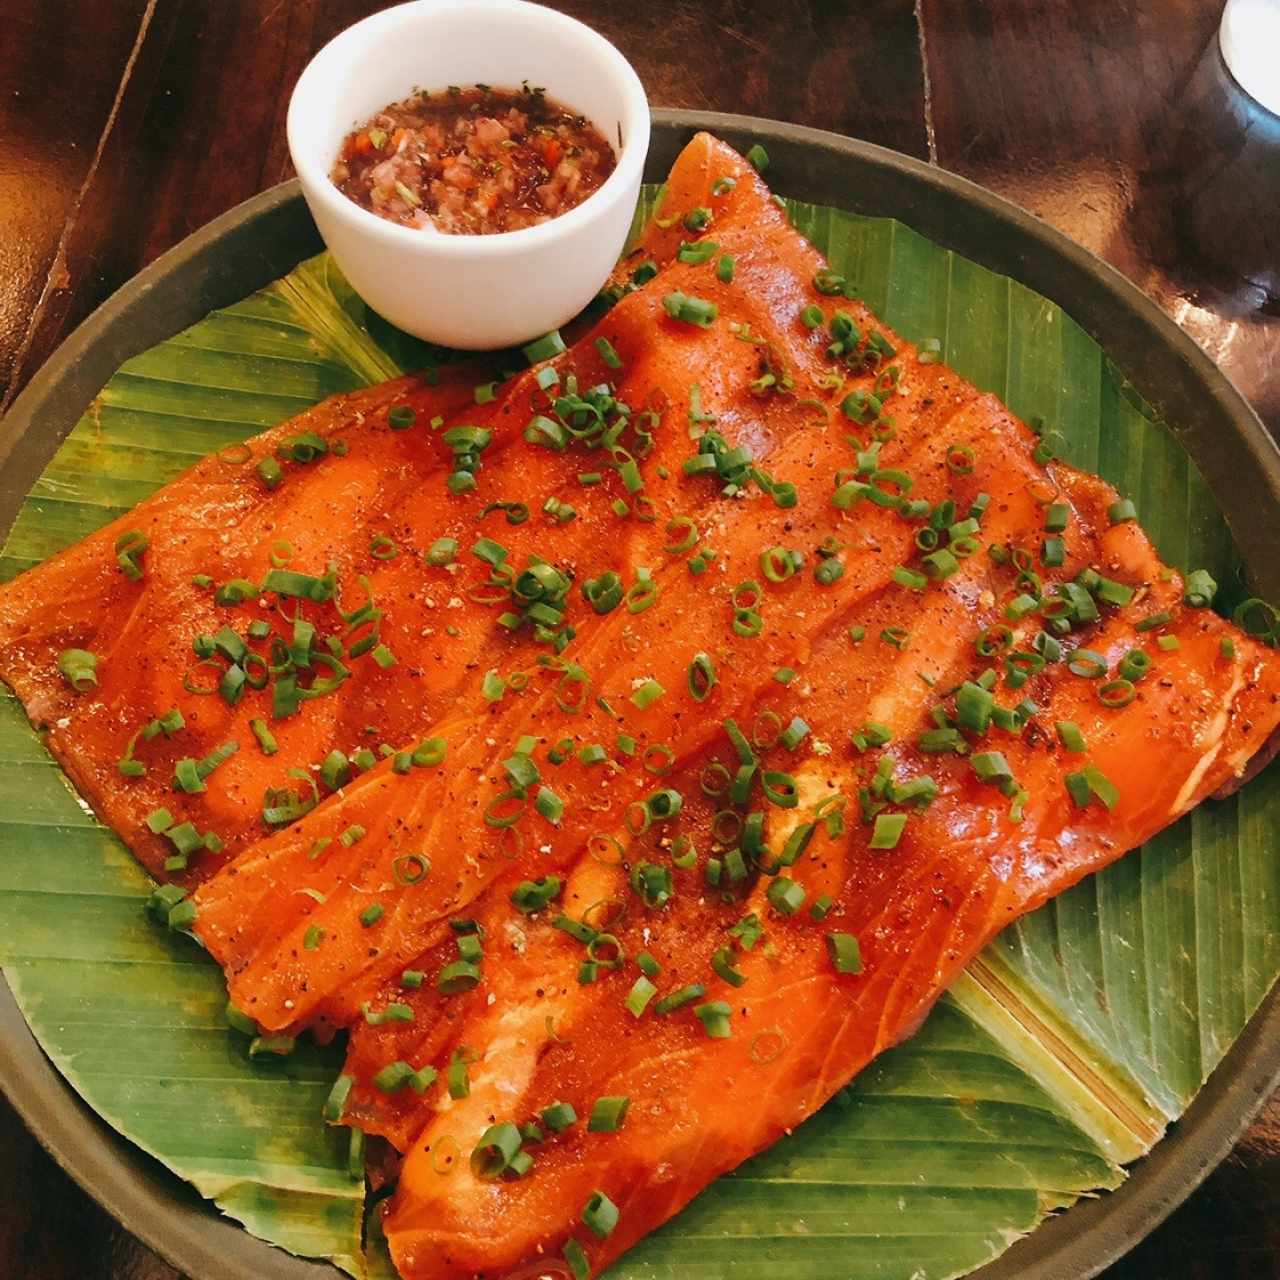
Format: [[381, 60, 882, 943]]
[[0, 135, 772, 882], [191, 343, 981, 1030], [372, 479, 1280, 1279]]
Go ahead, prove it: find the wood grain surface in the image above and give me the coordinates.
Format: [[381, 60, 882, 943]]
[[1, 2, 1277, 1277]]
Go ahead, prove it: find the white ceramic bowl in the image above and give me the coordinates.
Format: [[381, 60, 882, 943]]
[[287, 0, 649, 350]]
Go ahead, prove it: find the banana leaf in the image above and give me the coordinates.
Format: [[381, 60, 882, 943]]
[[0, 185, 1275, 1280]]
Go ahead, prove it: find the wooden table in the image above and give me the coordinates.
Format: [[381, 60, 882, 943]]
[[2, 2, 1277, 1277]]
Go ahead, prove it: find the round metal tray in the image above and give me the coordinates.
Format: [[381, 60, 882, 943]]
[[1, 109, 1277, 1280]]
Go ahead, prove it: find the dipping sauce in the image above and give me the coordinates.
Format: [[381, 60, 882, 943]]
[[331, 84, 617, 235]]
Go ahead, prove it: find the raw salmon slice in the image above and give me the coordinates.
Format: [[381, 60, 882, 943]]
[[0, 135, 773, 882]]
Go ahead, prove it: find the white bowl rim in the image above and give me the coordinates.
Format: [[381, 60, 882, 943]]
[[286, 0, 651, 258]]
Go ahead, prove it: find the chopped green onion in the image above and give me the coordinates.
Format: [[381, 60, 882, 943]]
[[653, 984, 706, 1016], [57, 648, 98, 691], [1099, 678, 1136, 707], [1095, 576, 1135, 607], [438, 960, 481, 994], [662, 291, 718, 327], [248, 1034, 296, 1059], [1067, 649, 1108, 678], [827, 932, 863, 974], [522, 330, 566, 363], [970, 751, 1013, 784], [511, 875, 563, 914], [582, 1189, 620, 1239], [542, 1101, 577, 1132], [711, 946, 746, 988], [625, 975, 657, 1017], [1135, 610, 1173, 632], [470, 1122, 523, 1180], [767, 877, 805, 915], [694, 1001, 733, 1038], [677, 239, 719, 264], [687, 651, 718, 702], [813, 268, 847, 296], [563, 1240, 589, 1280], [869, 813, 907, 850], [587, 1095, 630, 1133], [631, 679, 665, 709], [1117, 649, 1153, 682], [594, 336, 623, 369], [114, 528, 148, 581], [1065, 764, 1120, 811], [1184, 569, 1218, 608]]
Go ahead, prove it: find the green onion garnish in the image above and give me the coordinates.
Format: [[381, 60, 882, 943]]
[[625, 975, 657, 1017], [869, 813, 907, 850], [57, 648, 99, 691], [653, 984, 706, 1015], [971, 751, 1013, 784], [711, 946, 746, 987], [1065, 764, 1119, 811], [470, 1122, 523, 1180], [511, 875, 562, 914], [587, 1095, 630, 1132], [631, 679, 665, 709], [662, 291, 719, 327], [563, 1239, 589, 1280], [446, 1050, 471, 1099], [827, 932, 863, 974], [522, 330, 566, 364], [114, 528, 148, 581], [1067, 649, 1108, 678], [595, 336, 623, 369], [437, 960, 481, 993], [813, 268, 847, 296], [542, 1101, 577, 1132], [767, 877, 805, 915], [1183, 569, 1218, 608], [677, 239, 719, 264], [1094, 576, 1135, 607], [1098, 678, 1136, 707], [582, 1189, 620, 1239], [695, 1001, 733, 1038], [1117, 649, 1153, 682]]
